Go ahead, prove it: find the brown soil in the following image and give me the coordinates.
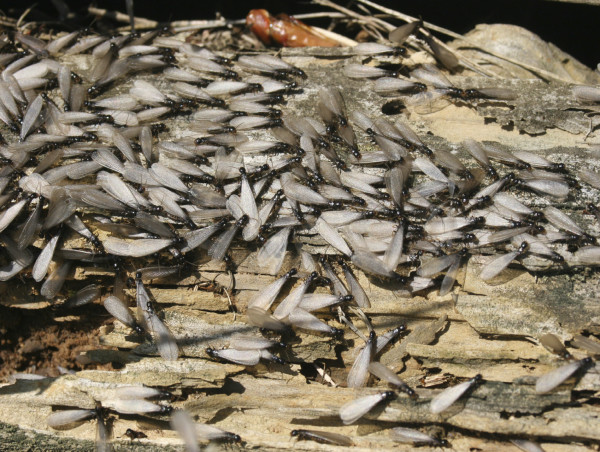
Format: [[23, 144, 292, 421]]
[[0, 304, 116, 380]]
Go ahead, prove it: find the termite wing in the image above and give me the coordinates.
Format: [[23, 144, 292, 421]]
[[339, 391, 395, 425], [171, 409, 241, 452], [429, 374, 482, 413]]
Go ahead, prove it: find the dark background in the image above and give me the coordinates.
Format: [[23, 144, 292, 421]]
[[1, 0, 598, 68]]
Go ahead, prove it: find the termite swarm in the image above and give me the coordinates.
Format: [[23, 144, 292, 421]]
[[0, 11, 597, 451]]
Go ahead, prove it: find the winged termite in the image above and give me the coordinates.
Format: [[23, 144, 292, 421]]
[[539, 333, 571, 359], [492, 192, 535, 217], [513, 151, 564, 172], [187, 57, 238, 79], [104, 295, 144, 334], [368, 362, 416, 397], [129, 80, 167, 106], [535, 358, 593, 393], [374, 77, 427, 96], [194, 422, 241, 443], [390, 427, 448, 447], [337, 260, 369, 308], [353, 42, 406, 57], [429, 374, 482, 413], [407, 64, 515, 113], [172, 82, 222, 106], [543, 206, 594, 244], [245, 268, 296, 311], [344, 64, 397, 80], [316, 217, 352, 257], [237, 54, 305, 79], [136, 274, 179, 361], [479, 242, 528, 281], [339, 391, 395, 425], [511, 233, 563, 263], [206, 348, 261, 365], [291, 429, 353, 446], [347, 331, 375, 388], [298, 293, 353, 312]]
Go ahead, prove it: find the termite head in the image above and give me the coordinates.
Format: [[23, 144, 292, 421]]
[[462, 233, 477, 243], [333, 159, 347, 171], [236, 215, 249, 227], [330, 327, 345, 338], [402, 386, 417, 399], [382, 391, 396, 401], [271, 355, 286, 365], [464, 88, 481, 99], [582, 233, 597, 245], [527, 211, 544, 222], [517, 242, 528, 254], [486, 165, 498, 179], [549, 253, 565, 263], [471, 216, 485, 226], [352, 196, 366, 206], [531, 224, 545, 234]]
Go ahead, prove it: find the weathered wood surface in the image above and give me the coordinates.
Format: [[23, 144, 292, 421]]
[[1, 24, 600, 451]]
